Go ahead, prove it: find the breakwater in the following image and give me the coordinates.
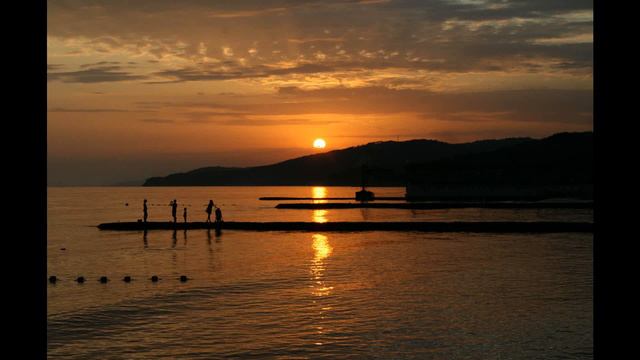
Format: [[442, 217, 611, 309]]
[[98, 221, 592, 233], [275, 202, 593, 209]]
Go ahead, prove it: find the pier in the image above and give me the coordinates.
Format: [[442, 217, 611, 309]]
[[274, 201, 593, 210], [259, 197, 406, 201], [98, 221, 593, 233]]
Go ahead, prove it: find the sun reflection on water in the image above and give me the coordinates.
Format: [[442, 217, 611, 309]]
[[312, 186, 328, 205], [312, 186, 327, 201], [312, 187, 329, 223], [312, 209, 328, 223], [310, 234, 333, 297], [313, 234, 333, 260]]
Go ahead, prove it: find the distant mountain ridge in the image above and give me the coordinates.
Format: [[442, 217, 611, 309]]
[[143, 132, 592, 187], [407, 132, 593, 186]]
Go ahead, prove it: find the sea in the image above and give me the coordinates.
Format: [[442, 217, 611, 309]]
[[47, 186, 593, 359]]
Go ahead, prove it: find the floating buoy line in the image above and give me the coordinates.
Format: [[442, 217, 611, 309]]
[[47, 275, 191, 284]]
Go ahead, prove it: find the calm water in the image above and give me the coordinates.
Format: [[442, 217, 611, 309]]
[[48, 187, 592, 359]]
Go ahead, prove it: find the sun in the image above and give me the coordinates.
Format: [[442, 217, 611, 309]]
[[313, 138, 326, 149]]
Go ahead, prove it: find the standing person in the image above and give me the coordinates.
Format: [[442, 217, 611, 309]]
[[183, 207, 188, 223], [215, 206, 223, 223], [214, 206, 223, 233], [206, 200, 214, 223], [143, 199, 148, 223], [171, 199, 178, 223]]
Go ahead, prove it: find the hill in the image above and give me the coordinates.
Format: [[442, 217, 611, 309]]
[[143, 136, 534, 186], [404, 132, 593, 199]]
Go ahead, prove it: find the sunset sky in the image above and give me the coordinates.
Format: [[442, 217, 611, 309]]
[[47, 0, 593, 185]]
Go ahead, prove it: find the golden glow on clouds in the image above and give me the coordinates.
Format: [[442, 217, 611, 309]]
[[46, 0, 593, 184]]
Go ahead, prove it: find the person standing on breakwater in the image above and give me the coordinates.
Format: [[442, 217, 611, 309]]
[[214, 206, 223, 233], [215, 206, 223, 224], [206, 200, 214, 223], [143, 199, 148, 223], [171, 199, 178, 223], [183, 207, 188, 223]]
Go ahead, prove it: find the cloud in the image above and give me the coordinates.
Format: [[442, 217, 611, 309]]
[[48, 66, 149, 83], [287, 37, 344, 44], [47, 64, 65, 70], [47, 0, 593, 186], [277, 86, 304, 95], [140, 118, 176, 124], [207, 7, 288, 18], [129, 85, 592, 126], [260, 86, 593, 124], [47, 0, 592, 82], [205, 117, 342, 126], [150, 63, 337, 83], [222, 46, 234, 57], [79, 61, 122, 68], [48, 107, 147, 113]]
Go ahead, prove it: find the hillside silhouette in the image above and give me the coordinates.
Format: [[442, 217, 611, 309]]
[[404, 132, 593, 200], [406, 132, 592, 186], [143, 132, 592, 189]]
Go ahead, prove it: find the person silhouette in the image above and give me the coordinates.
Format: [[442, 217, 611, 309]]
[[171, 199, 178, 223], [143, 199, 148, 223], [183, 207, 187, 223], [215, 206, 223, 234], [215, 206, 223, 223], [206, 200, 214, 223]]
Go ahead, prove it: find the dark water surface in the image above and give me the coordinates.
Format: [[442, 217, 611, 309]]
[[48, 187, 592, 359]]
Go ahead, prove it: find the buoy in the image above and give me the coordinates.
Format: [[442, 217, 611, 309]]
[[60, 248, 66, 251], [123, 276, 132, 282], [179, 275, 188, 282], [151, 275, 159, 282], [99, 276, 108, 283], [49, 276, 57, 284], [76, 276, 85, 283]]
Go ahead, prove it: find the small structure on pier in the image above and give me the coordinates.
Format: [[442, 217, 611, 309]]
[[355, 164, 375, 201]]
